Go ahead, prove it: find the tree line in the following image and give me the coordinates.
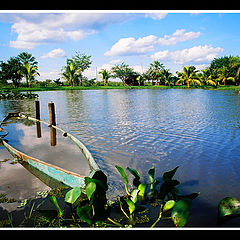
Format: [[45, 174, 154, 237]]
[[1, 51, 240, 88]]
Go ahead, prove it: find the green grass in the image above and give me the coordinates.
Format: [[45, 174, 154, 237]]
[[1, 84, 240, 92]]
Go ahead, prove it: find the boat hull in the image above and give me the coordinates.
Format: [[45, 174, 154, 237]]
[[0, 112, 105, 191]]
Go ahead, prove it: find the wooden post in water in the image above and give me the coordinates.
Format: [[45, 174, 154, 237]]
[[48, 102, 57, 146], [35, 100, 40, 120], [48, 102, 56, 126], [35, 100, 41, 138]]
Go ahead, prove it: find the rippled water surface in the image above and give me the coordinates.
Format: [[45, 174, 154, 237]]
[[1, 88, 240, 226]]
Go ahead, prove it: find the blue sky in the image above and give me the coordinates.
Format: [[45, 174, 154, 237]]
[[0, 10, 240, 81]]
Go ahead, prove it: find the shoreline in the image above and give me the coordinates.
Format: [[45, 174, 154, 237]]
[[1, 85, 240, 92]]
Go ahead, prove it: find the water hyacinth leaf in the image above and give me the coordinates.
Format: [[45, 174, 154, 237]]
[[65, 187, 82, 204], [125, 199, 135, 215], [130, 189, 139, 203], [115, 165, 128, 186], [115, 165, 130, 195], [148, 166, 155, 184], [126, 167, 140, 180], [171, 198, 192, 227], [159, 179, 180, 200], [162, 166, 179, 182], [86, 182, 96, 202], [218, 197, 240, 223], [138, 183, 147, 199], [49, 196, 63, 217], [85, 177, 108, 191], [127, 167, 141, 187], [151, 179, 160, 191], [76, 204, 92, 225], [163, 200, 175, 212]]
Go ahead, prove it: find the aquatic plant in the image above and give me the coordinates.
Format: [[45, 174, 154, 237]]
[[113, 165, 199, 227], [0, 91, 38, 100], [0, 165, 199, 228], [217, 197, 240, 224]]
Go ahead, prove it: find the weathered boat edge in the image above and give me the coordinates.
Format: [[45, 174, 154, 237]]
[[19, 113, 101, 173], [0, 112, 106, 191]]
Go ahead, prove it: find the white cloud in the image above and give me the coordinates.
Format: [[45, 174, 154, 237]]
[[37, 69, 61, 81], [151, 45, 224, 64], [157, 29, 201, 46], [8, 13, 131, 49], [9, 18, 96, 49], [151, 50, 169, 60], [104, 35, 157, 56], [172, 45, 224, 64], [105, 29, 201, 57], [9, 40, 37, 50], [40, 48, 66, 58], [145, 13, 168, 20]]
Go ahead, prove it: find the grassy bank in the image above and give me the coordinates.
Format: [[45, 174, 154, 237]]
[[1, 84, 240, 92]]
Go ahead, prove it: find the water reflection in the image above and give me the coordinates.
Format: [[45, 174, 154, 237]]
[[0, 115, 91, 210], [36, 122, 41, 138]]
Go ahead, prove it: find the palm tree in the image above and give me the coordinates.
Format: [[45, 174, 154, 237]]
[[17, 52, 38, 66], [62, 62, 75, 87], [200, 68, 217, 87], [176, 66, 201, 88], [161, 69, 173, 86], [19, 62, 40, 88], [147, 61, 165, 85], [99, 69, 111, 86], [217, 66, 235, 85], [62, 62, 82, 87]]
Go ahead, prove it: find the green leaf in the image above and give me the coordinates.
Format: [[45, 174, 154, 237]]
[[159, 179, 180, 200], [148, 166, 155, 184], [86, 182, 96, 202], [218, 197, 240, 223], [163, 200, 175, 212], [151, 179, 160, 191], [162, 166, 179, 182], [115, 165, 128, 186], [130, 189, 139, 203], [49, 196, 63, 217], [115, 165, 130, 195], [127, 167, 141, 187], [125, 199, 135, 215], [64, 187, 82, 204], [171, 198, 192, 227], [76, 205, 92, 225], [126, 167, 140, 180], [138, 183, 147, 199], [85, 177, 108, 191]]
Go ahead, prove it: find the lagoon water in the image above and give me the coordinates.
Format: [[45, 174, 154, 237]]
[[1, 88, 240, 226]]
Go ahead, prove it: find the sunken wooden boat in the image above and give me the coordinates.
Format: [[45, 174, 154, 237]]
[[0, 112, 107, 191]]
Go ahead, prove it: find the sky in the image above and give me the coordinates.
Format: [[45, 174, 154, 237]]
[[0, 10, 240, 81]]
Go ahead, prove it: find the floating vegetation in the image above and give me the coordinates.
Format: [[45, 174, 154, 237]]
[[48, 186, 70, 198], [0, 193, 17, 204], [17, 199, 28, 208], [36, 190, 48, 199], [0, 165, 200, 228], [0, 91, 38, 100]]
